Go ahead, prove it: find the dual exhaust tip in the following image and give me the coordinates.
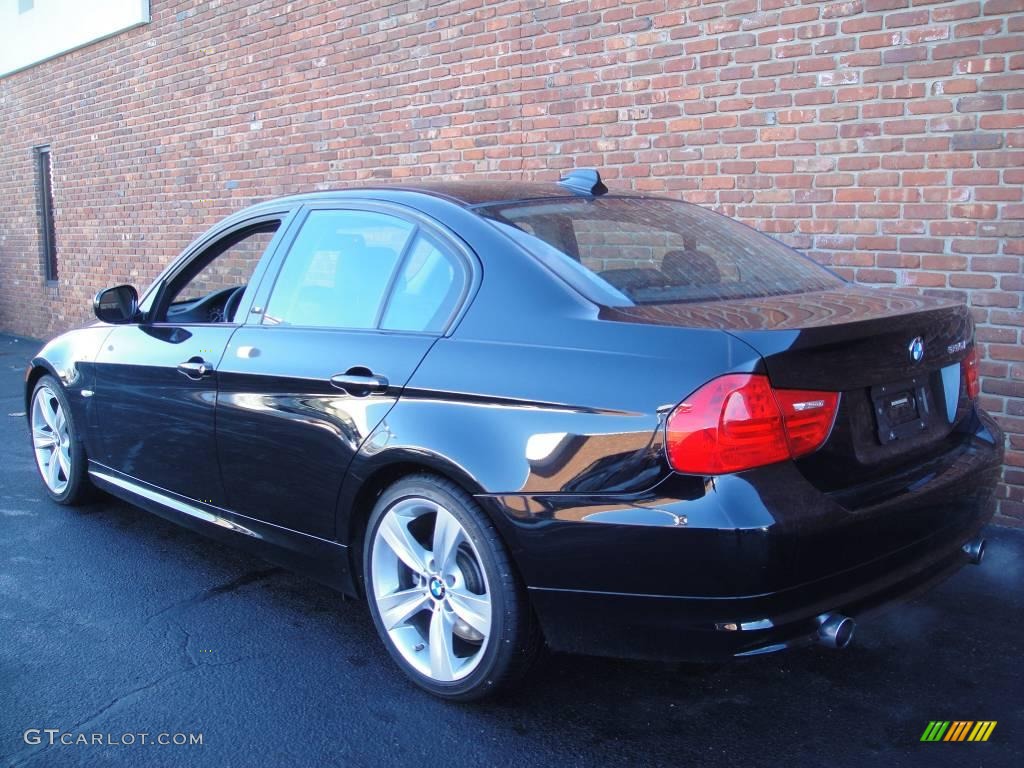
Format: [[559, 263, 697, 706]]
[[815, 537, 987, 650]]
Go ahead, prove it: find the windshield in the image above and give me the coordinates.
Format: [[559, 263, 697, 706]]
[[478, 197, 843, 305]]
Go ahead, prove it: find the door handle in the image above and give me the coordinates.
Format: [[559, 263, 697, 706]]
[[330, 371, 389, 396], [178, 358, 213, 380]]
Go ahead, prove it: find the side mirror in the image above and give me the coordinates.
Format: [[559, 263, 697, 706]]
[[93, 285, 139, 324]]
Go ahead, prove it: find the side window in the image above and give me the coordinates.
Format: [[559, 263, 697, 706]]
[[381, 235, 465, 333], [161, 222, 280, 323], [263, 210, 414, 329]]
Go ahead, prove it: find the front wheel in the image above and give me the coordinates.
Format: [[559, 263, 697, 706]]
[[363, 475, 540, 700], [30, 375, 93, 505]]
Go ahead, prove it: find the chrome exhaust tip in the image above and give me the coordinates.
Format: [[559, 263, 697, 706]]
[[963, 537, 986, 565], [817, 613, 855, 649]]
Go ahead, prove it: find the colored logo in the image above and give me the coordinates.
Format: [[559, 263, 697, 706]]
[[428, 577, 446, 600], [909, 336, 925, 363], [920, 721, 997, 742]]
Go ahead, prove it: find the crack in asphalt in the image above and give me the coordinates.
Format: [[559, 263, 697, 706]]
[[175, 623, 199, 668], [143, 567, 284, 626], [6, 653, 258, 768]]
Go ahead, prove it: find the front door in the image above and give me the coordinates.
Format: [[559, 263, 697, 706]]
[[91, 217, 287, 505], [215, 205, 471, 538]]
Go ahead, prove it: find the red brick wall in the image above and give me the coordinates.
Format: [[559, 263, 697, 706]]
[[0, 0, 1022, 522]]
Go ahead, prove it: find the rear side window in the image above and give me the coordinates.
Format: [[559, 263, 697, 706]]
[[381, 235, 465, 333], [479, 198, 842, 305], [263, 209, 466, 333], [264, 210, 413, 328]]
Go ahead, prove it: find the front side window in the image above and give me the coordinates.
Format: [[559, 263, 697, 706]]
[[479, 198, 843, 305], [160, 222, 279, 323]]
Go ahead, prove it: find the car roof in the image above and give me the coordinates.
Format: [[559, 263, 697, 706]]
[[252, 179, 620, 210], [223, 173, 663, 235]]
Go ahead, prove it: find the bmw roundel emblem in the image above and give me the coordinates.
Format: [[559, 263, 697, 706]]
[[428, 576, 446, 600], [909, 336, 925, 363]]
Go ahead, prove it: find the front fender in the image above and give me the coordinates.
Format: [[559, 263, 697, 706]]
[[25, 327, 113, 455]]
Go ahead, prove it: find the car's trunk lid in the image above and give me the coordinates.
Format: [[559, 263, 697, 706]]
[[603, 287, 975, 495]]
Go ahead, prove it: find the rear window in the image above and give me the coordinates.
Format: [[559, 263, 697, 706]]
[[478, 197, 842, 305]]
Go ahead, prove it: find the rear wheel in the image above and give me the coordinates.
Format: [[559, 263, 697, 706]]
[[363, 475, 540, 700], [30, 375, 92, 505]]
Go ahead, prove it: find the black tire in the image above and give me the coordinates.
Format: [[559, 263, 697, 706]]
[[363, 474, 541, 701], [29, 375, 94, 506]]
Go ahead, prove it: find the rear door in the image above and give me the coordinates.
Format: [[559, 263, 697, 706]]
[[215, 203, 472, 538]]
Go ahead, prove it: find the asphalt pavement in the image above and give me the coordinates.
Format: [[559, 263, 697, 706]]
[[1, 332, 1021, 768]]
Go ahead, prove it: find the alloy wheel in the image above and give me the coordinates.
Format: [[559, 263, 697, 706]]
[[370, 497, 493, 682], [31, 385, 72, 495]]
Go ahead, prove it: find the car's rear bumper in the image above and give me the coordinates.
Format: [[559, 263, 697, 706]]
[[481, 410, 1003, 661], [527, 516, 987, 660]]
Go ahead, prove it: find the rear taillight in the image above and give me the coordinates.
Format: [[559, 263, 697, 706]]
[[962, 346, 980, 400], [773, 387, 842, 458], [665, 374, 839, 475]]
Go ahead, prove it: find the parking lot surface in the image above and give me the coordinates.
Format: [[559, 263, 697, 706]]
[[1, 333, 1020, 768]]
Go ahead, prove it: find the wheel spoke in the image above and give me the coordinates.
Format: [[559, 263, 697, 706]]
[[447, 588, 491, 638], [33, 427, 55, 449], [378, 513, 428, 574], [46, 448, 62, 488], [57, 446, 71, 478], [53, 406, 66, 436], [428, 608, 458, 682], [377, 587, 429, 631], [35, 449, 54, 471], [432, 506, 463, 574], [39, 395, 58, 430]]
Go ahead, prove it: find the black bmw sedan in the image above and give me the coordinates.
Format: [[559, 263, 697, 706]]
[[26, 170, 1002, 700]]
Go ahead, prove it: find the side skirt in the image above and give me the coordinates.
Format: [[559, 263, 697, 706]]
[[88, 462, 356, 595]]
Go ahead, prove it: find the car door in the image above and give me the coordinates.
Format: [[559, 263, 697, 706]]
[[90, 213, 292, 505], [215, 203, 472, 539]]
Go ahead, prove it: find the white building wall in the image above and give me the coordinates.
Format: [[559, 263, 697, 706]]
[[0, 0, 149, 77]]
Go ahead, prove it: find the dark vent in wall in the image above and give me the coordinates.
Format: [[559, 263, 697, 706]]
[[35, 146, 58, 282]]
